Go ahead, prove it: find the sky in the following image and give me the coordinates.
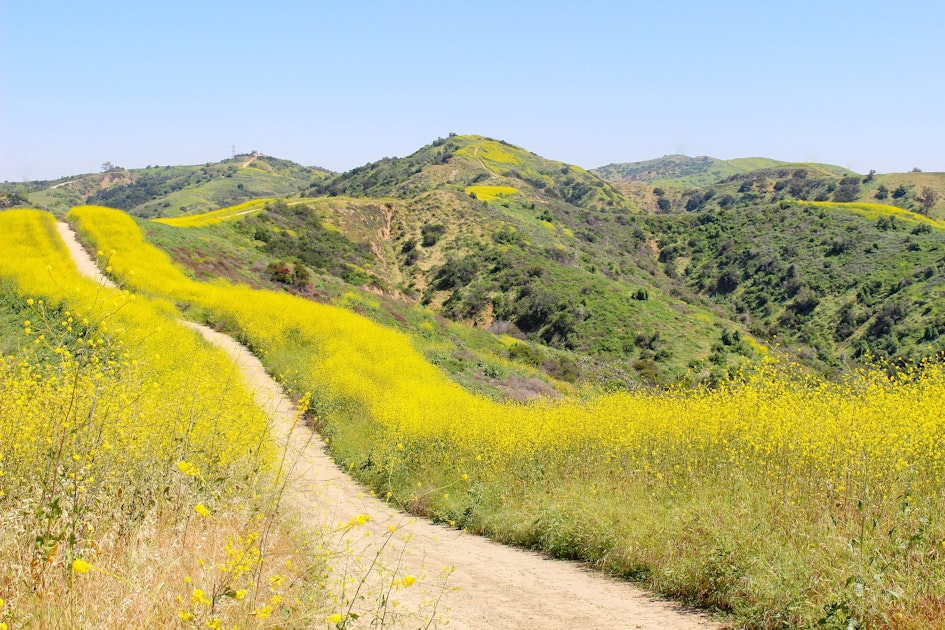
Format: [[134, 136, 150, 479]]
[[2, 0, 944, 182]]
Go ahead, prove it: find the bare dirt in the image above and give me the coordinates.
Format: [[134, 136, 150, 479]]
[[57, 221, 723, 629]]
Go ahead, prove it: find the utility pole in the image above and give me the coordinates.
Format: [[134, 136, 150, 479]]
[[231, 145, 236, 158]]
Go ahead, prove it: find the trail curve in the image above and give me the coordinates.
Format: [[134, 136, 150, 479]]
[[56, 221, 723, 629]]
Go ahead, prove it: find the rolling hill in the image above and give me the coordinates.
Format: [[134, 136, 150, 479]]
[[595, 154, 945, 217], [1, 153, 329, 217]]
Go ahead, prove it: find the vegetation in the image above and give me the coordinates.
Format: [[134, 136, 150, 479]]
[[152, 198, 273, 227], [4, 135, 945, 626], [648, 200, 945, 371], [67, 205, 945, 628], [0, 209, 435, 628], [0, 210, 300, 626], [1, 155, 329, 218]]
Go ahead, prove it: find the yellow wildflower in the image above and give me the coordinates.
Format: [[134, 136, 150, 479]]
[[252, 604, 273, 619], [191, 588, 210, 606], [71, 558, 91, 573], [177, 460, 199, 476]]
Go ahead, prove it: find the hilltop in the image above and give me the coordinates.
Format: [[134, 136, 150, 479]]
[[594, 154, 853, 187], [595, 154, 945, 217], [0, 153, 330, 217]]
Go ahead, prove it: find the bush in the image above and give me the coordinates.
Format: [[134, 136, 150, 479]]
[[508, 342, 542, 366], [267, 260, 293, 283], [421, 223, 447, 247]]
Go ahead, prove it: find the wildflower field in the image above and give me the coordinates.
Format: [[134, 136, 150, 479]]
[[68, 205, 945, 628], [154, 199, 274, 228], [464, 186, 519, 202], [0, 210, 426, 628]]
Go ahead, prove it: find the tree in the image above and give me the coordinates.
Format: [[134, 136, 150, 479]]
[[916, 187, 938, 215], [892, 184, 908, 199], [875, 184, 889, 200], [101, 161, 114, 172]]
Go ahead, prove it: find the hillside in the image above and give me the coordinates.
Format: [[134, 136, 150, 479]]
[[65, 204, 945, 630], [1, 153, 329, 217], [58, 134, 941, 387], [648, 201, 945, 372], [228, 135, 763, 385], [595, 154, 945, 218], [594, 154, 854, 187]]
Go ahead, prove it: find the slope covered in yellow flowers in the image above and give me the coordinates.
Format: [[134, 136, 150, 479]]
[[61, 204, 945, 627], [0, 210, 423, 628]]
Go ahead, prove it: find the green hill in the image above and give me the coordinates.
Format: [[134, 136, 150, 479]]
[[3, 153, 329, 217], [648, 200, 945, 372], [600, 157, 945, 218], [130, 136, 761, 387], [593, 154, 853, 188]]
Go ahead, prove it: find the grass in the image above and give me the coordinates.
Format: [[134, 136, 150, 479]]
[[69, 204, 945, 628]]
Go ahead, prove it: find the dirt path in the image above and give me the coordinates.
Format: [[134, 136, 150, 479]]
[[57, 222, 723, 629], [55, 222, 117, 288]]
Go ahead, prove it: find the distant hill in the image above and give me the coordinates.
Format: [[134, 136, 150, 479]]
[[594, 154, 853, 187], [1, 154, 330, 217], [595, 154, 945, 217]]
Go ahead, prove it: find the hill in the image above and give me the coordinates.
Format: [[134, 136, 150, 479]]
[[1, 153, 330, 217], [597, 155, 945, 218], [123, 136, 762, 387], [301, 135, 765, 383], [594, 154, 853, 188], [648, 200, 945, 372]]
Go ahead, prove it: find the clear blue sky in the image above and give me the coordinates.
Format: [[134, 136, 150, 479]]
[[2, 0, 943, 181]]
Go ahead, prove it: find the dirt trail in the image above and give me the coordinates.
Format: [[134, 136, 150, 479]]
[[55, 223, 117, 288], [57, 222, 722, 629]]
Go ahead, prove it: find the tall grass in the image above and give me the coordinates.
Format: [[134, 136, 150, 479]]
[[70, 205, 945, 628]]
